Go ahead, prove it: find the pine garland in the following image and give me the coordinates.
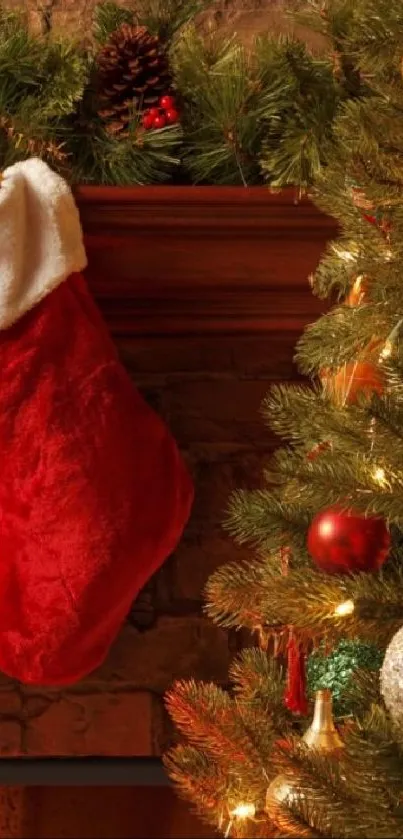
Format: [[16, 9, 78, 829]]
[[0, 0, 358, 186]]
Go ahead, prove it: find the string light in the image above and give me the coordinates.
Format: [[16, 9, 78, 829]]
[[334, 600, 355, 617], [230, 803, 256, 820], [379, 341, 392, 361], [379, 318, 403, 364], [224, 819, 233, 838], [351, 275, 364, 295], [223, 801, 257, 836], [333, 245, 357, 262], [372, 466, 388, 487]]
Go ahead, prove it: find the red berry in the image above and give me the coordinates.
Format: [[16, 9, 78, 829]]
[[159, 95, 175, 111], [148, 107, 160, 118], [142, 112, 154, 130], [153, 114, 166, 129], [165, 108, 179, 125]]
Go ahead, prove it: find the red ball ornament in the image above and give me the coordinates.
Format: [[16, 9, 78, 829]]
[[153, 114, 166, 129], [307, 506, 390, 575], [345, 275, 368, 307], [142, 112, 154, 130], [148, 107, 160, 119], [165, 108, 179, 125], [307, 441, 331, 461], [334, 360, 384, 404], [322, 360, 384, 406], [363, 213, 377, 226], [159, 95, 175, 111]]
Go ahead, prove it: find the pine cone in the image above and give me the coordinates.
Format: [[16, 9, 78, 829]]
[[96, 23, 172, 138]]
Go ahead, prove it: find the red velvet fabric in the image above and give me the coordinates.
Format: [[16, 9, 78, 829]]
[[0, 272, 193, 685]]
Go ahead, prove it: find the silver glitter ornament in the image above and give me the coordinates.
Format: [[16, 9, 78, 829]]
[[380, 625, 403, 731]]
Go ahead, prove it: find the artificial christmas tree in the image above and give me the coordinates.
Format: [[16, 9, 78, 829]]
[[164, 1, 403, 836]]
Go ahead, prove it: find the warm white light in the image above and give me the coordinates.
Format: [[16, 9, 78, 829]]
[[334, 247, 356, 262], [352, 275, 363, 294], [373, 466, 387, 487], [334, 600, 355, 617], [379, 319, 403, 363], [230, 803, 256, 820], [380, 341, 392, 360]]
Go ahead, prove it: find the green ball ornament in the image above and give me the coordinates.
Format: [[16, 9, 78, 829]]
[[307, 639, 382, 716]]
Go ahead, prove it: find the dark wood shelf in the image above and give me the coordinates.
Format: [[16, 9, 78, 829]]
[[0, 758, 169, 786]]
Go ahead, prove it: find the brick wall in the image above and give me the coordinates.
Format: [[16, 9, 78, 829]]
[[3, 0, 326, 51]]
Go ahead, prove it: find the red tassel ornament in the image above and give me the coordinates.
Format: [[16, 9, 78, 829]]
[[284, 631, 308, 715], [278, 546, 308, 714]]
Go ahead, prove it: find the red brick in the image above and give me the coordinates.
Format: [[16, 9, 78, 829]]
[[189, 452, 268, 528], [83, 617, 230, 693], [172, 535, 250, 601], [151, 695, 178, 755], [0, 690, 22, 715], [0, 723, 21, 756], [0, 692, 23, 755], [24, 691, 152, 756]]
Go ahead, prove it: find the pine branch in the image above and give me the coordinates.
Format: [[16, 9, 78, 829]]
[[259, 38, 339, 188], [163, 744, 230, 830], [272, 735, 398, 838], [66, 116, 181, 185], [93, 2, 134, 44], [205, 557, 403, 646], [225, 489, 312, 555], [229, 650, 290, 726], [93, 0, 207, 45], [165, 679, 274, 780]]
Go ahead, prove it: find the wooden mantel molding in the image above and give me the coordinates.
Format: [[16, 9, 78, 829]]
[[75, 185, 338, 337]]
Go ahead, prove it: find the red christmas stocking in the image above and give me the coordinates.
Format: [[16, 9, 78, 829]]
[[0, 159, 194, 685]]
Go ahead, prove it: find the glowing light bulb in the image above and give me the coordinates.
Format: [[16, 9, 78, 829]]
[[373, 466, 387, 487], [230, 803, 256, 820], [334, 600, 355, 617], [334, 247, 356, 262], [380, 341, 392, 360]]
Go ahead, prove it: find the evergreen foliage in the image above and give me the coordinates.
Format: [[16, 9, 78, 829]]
[[165, 1, 403, 836], [0, 0, 357, 185]]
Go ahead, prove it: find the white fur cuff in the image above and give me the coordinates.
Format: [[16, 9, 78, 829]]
[[0, 158, 87, 330]]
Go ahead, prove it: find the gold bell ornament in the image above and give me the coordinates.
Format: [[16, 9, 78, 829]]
[[265, 690, 344, 835]]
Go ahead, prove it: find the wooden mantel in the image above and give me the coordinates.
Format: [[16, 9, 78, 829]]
[[75, 185, 337, 338]]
